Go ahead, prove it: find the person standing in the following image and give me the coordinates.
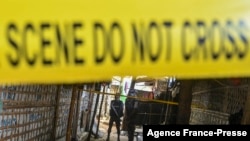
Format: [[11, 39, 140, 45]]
[[125, 89, 138, 141], [106, 94, 124, 141]]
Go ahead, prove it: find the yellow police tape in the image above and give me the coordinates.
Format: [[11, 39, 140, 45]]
[[0, 0, 250, 84]]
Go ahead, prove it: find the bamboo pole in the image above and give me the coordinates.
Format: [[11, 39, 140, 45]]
[[95, 83, 106, 138], [176, 80, 193, 124], [85, 83, 94, 131], [66, 85, 77, 141], [72, 89, 82, 139], [52, 85, 61, 140], [87, 83, 101, 141]]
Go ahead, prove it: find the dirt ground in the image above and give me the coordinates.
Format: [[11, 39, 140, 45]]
[[56, 118, 143, 141], [78, 118, 142, 141]]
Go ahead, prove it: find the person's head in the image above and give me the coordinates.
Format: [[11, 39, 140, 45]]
[[115, 94, 120, 100], [128, 89, 137, 98]]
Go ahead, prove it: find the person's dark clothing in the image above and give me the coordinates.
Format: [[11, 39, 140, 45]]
[[229, 109, 243, 124], [106, 99, 123, 141], [107, 116, 121, 137], [125, 97, 138, 141]]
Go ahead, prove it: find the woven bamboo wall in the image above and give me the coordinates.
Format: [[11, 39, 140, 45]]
[[190, 79, 249, 125], [0, 84, 73, 141], [55, 86, 72, 140], [0, 85, 57, 141]]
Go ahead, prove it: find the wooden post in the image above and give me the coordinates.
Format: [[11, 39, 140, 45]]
[[85, 83, 94, 131], [52, 85, 61, 140], [72, 88, 82, 139], [66, 85, 78, 141], [87, 83, 101, 141], [176, 79, 193, 124], [95, 83, 106, 138]]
